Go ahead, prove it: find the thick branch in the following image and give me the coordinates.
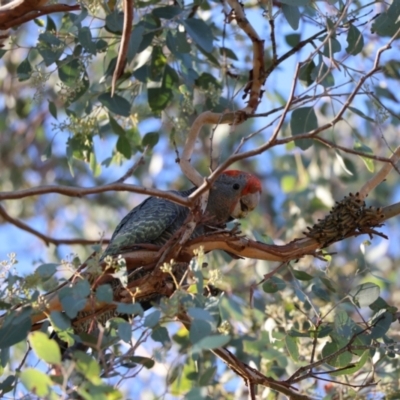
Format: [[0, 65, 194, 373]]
[[0, 1, 80, 30], [111, 0, 133, 97]]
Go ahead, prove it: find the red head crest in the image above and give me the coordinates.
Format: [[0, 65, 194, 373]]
[[222, 170, 262, 195]]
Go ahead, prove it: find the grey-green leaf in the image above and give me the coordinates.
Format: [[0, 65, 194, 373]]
[[346, 25, 364, 55], [183, 19, 214, 53], [29, 331, 61, 365], [262, 276, 286, 293], [350, 282, 380, 307], [99, 93, 131, 116], [282, 4, 300, 30], [290, 107, 318, 150]]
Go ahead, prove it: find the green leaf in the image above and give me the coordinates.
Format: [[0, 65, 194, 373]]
[[353, 140, 374, 172], [282, 4, 300, 30], [46, 16, 57, 32], [20, 368, 53, 397], [383, 60, 400, 79], [0, 375, 15, 394], [166, 30, 191, 55], [105, 11, 124, 34], [16, 59, 32, 81], [58, 281, 90, 319], [219, 47, 238, 60], [320, 277, 336, 292], [116, 135, 132, 159], [36, 263, 57, 279], [183, 19, 214, 53], [311, 61, 335, 88], [371, 1, 400, 37], [334, 310, 352, 339], [188, 307, 215, 323], [150, 46, 167, 81], [58, 59, 82, 87], [96, 284, 114, 303], [98, 93, 131, 116], [109, 115, 126, 136], [74, 351, 101, 384], [163, 65, 179, 89], [148, 87, 173, 112], [38, 33, 63, 66], [311, 284, 330, 301], [133, 64, 149, 82], [78, 26, 96, 54], [290, 107, 318, 150], [349, 107, 375, 122], [331, 350, 369, 376], [285, 335, 299, 361], [199, 366, 217, 386], [151, 326, 171, 345], [192, 334, 231, 352], [66, 70, 90, 105], [48, 101, 57, 119], [39, 31, 62, 46], [190, 319, 212, 344], [96, 38, 108, 52], [262, 276, 286, 293], [299, 60, 316, 87], [34, 18, 45, 27], [118, 322, 132, 343], [130, 356, 155, 369], [285, 33, 301, 47], [322, 37, 341, 57], [322, 341, 352, 367], [144, 310, 161, 328], [29, 331, 61, 365], [346, 24, 364, 55], [49, 311, 71, 330], [89, 152, 101, 177], [152, 6, 182, 19], [350, 282, 380, 307], [195, 72, 221, 90], [0, 309, 32, 349], [369, 296, 396, 313], [369, 311, 393, 339], [292, 269, 314, 281], [142, 132, 159, 148], [281, 175, 296, 193], [128, 25, 145, 62]]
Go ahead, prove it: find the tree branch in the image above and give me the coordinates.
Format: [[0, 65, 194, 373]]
[[111, 0, 133, 97], [0, 183, 190, 207], [0, 1, 80, 30], [0, 203, 109, 246]]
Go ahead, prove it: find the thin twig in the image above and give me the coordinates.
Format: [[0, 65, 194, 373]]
[[0, 182, 190, 207], [113, 146, 148, 183], [0, 203, 109, 246]]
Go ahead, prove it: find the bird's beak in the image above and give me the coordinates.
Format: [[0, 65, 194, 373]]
[[231, 191, 261, 219]]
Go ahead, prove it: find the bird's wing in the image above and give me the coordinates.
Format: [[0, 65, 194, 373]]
[[101, 195, 187, 259]]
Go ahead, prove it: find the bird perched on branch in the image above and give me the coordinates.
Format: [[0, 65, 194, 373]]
[[103, 169, 262, 258], [15, 170, 261, 346], [69, 170, 262, 335]]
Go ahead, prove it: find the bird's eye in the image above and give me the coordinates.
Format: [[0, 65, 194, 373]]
[[233, 183, 240, 190]]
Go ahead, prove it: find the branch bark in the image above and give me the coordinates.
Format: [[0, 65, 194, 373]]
[[0, 0, 80, 30]]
